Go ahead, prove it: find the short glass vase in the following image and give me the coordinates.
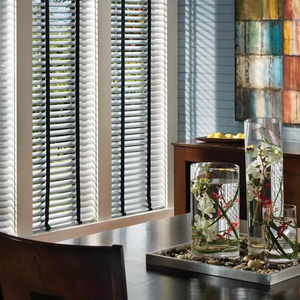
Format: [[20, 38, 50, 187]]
[[190, 162, 240, 258], [263, 204, 298, 263]]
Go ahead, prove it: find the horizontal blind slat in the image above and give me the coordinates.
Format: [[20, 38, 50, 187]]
[[32, 0, 91, 232], [111, 0, 167, 217], [0, 0, 15, 234]]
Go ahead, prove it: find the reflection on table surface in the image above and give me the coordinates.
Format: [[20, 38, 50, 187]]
[[62, 214, 300, 300]]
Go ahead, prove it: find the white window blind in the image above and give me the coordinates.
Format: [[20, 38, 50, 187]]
[[32, 0, 97, 232], [0, 0, 16, 234], [111, 0, 167, 217]]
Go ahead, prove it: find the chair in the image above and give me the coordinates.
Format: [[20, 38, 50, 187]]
[[0, 232, 127, 300]]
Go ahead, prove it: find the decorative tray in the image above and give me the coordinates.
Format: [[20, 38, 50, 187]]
[[146, 243, 300, 286], [195, 136, 244, 144]]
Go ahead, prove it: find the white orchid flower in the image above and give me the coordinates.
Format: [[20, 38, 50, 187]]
[[194, 215, 217, 242], [201, 192, 211, 202], [194, 214, 202, 231], [202, 220, 217, 242], [252, 146, 261, 158], [196, 193, 216, 218], [265, 147, 282, 164], [191, 183, 197, 196], [247, 183, 261, 202], [246, 159, 264, 181]]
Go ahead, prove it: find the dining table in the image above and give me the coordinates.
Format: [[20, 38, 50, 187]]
[[62, 214, 300, 300]]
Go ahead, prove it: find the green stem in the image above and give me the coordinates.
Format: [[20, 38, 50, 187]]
[[264, 224, 288, 257], [252, 199, 260, 227], [205, 239, 209, 249], [272, 180, 283, 215], [207, 190, 239, 241], [268, 220, 296, 250], [207, 185, 240, 228]]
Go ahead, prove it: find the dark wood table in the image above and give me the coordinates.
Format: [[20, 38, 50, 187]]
[[62, 214, 300, 300], [173, 140, 300, 224]]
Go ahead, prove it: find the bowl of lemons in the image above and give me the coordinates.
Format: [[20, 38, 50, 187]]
[[206, 132, 244, 139], [195, 132, 245, 143]]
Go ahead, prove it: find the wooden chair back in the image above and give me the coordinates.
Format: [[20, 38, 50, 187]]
[[0, 232, 127, 300]]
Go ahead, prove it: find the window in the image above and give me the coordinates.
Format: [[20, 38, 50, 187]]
[[0, 0, 176, 239], [32, 0, 97, 232], [111, 0, 167, 217], [0, 0, 16, 234]]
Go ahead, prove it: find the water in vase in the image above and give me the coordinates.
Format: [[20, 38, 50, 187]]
[[246, 146, 284, 254], [191, 177, 240, 259]]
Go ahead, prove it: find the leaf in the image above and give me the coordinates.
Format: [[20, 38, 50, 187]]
[[268, 221, 296, 250], [207, 188, 239, 241], [206, 185, 240, 229], [264, 224, 288, 257]]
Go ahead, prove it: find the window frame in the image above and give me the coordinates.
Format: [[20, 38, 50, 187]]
[[15, 0, 177, 242]]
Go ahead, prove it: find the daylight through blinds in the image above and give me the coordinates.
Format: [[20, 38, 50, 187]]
[[111, 0, 167, 217], [0, 0, 16, 235], [32, 0, 97, 231]]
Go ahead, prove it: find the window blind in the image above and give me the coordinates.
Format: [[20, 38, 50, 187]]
[[111, 0, 167, 217], [0, 0, 16, 234], [32, 0, 97, 232]]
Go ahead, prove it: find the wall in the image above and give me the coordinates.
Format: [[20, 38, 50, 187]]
[[178, 0, 300, 142]]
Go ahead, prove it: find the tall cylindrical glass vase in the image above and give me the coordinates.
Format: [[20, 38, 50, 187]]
[[190, 162, 240, 258], [244, 117, 284, 255]]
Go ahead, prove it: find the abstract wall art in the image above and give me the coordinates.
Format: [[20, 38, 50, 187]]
[[235, 0, 300, 124]]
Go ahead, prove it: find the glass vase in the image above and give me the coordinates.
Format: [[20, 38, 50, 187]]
[[190, 162, 240, 258], [244, 117, 284, 255], [263, 204, 298, 263]]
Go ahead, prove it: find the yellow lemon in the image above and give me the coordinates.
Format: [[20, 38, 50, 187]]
[[235, 133, 243, 139], [225, 133, 233, 139], [241, 133, 245, 139], [207, 133, 214, 138], [214, 132, 225, 138]]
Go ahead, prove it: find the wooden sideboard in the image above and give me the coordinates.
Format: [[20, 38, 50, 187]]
[[172, 140, 300, 223]]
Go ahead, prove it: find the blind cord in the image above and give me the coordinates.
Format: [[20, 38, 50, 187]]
[[147, 0, 152, 211], [120, 0, 126, 216], [44, 0, 51, 231], [75, 0, 82, 225]]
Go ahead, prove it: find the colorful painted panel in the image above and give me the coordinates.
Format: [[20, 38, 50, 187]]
[[236, 0, 300, 124]]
